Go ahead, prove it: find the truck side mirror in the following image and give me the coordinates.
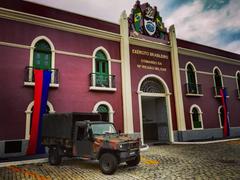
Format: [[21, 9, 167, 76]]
[[88, 129, 94, 141]]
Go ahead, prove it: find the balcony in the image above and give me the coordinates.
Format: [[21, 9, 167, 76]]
[[213, 86, 228, 97], [185, 83, 203, 96], [89, 73, 116, 92], [24, 66, 59, 87]]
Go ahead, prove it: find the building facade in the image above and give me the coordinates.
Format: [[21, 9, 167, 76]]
[[0, 0, 240, 157]]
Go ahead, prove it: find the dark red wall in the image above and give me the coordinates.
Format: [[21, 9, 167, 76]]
[[129, 45, 177, 132], [179, 54, 240, 129], [0, 18, 122, 140]]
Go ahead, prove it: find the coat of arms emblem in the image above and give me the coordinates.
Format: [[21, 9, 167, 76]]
[[128, 1, 167, 40]]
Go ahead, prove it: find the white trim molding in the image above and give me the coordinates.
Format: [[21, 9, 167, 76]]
[[178, 47, 240, 66], [92, 101, 115, 123], [137, 74, 174, 144], [218, 105, 223, 128], [0, 41, 122, 63], [129, 37, 171, 52], [25, 101, 55, 140], [189, 104, 204, 130]]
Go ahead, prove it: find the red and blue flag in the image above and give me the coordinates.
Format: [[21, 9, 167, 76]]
[[27, 69, 51, 155], [219, 88, 230, 137]]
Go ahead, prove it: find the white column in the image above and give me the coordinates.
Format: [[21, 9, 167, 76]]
[[120, 11, 134, 133], [169, 25, 186, 131]]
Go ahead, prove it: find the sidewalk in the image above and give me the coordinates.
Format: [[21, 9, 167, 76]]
[[0, 154, 48, 167]]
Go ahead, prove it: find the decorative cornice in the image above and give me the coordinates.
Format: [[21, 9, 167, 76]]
[[178, 47, 240, 65], [0, 7, 121, 42], [129, 37, 170, 52]]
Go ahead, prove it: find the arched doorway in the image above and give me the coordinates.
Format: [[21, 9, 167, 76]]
[[138, 75, 173, 144]]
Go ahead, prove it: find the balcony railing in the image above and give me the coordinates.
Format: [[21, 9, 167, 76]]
[[185, 83, 202, 95], [89, 73, 115, 89], [24, 66, 59, 85], [213, 86, 227, 97]]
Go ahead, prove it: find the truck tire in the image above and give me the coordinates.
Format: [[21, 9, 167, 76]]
[[126, 154, 140, 167], [99, 153, 118, 175], [49, 147, 62, 165]]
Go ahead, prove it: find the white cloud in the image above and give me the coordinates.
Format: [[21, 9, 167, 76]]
[[24, 0, 240, 54], [165, 0, 240, 54]]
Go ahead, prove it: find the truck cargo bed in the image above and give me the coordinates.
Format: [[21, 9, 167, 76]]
[[42, 112, 101, 140]]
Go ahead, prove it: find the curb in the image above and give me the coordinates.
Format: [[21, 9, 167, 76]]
[[0, 158, 48, 168], [172, 138, 240, 145]]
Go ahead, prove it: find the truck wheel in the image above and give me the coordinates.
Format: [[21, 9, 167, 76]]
[[99, 153, 118, 175], [126, 154, 140, 167], [49, 147, 62, 165]]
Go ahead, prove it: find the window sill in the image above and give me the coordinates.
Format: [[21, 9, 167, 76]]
[[214, 95, 230, 98], [89, 86, 116, 92], [186, 93, 203, 97], [192, 127, 204, 130], [24, 82, 59, 88]]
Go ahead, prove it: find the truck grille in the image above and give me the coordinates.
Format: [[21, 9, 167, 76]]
[[121, 142, 139, 150], [129, 142, 139, 149]]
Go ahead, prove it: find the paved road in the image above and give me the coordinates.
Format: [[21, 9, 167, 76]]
[[0, 140, 240, 179]]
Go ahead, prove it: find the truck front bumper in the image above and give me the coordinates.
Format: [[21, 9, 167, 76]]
[[119, 150, 140, 162]]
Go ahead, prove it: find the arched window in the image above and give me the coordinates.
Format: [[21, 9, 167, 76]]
[[218, 106, 224, 128], [140, 77, 165, 93], [190, 105, 203, 129], [25, 101, 55, 140], [236, 71, 240, 98], [93, 101, 114, 123], [97, 104, 109, 122], [33, 40, 52, 70], [213, 67, 223, 96], [25, 36, 59, 86], [95, 50, 109, 87], [90, 47, 115, 90], [186, 63, 198, 94]]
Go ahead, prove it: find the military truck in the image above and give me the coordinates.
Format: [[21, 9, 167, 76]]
[[41, 112, 140, 174]]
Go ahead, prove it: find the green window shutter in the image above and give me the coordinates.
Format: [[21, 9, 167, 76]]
[[237, 73, 240, 90], [192, 108, 202, 128], [187, 64, 197, 93], [187, 65, 196, 85], [97, 105, 109, 113], [220, 107, 224, 127], [33, 40, 52, 70], [214, 70, 222, 88], [95, 50, 109, 87], [95, 50, 108, 74]]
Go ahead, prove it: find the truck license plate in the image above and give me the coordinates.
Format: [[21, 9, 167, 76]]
[[130, 151, 135, 156]]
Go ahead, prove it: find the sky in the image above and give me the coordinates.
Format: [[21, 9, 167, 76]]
[[25, 0, 240, 54]]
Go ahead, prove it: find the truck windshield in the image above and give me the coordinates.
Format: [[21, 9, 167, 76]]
[[91, 123, 117, 135]]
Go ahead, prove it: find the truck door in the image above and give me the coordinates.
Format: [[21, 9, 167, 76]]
[[75, 123, 93, 158]]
